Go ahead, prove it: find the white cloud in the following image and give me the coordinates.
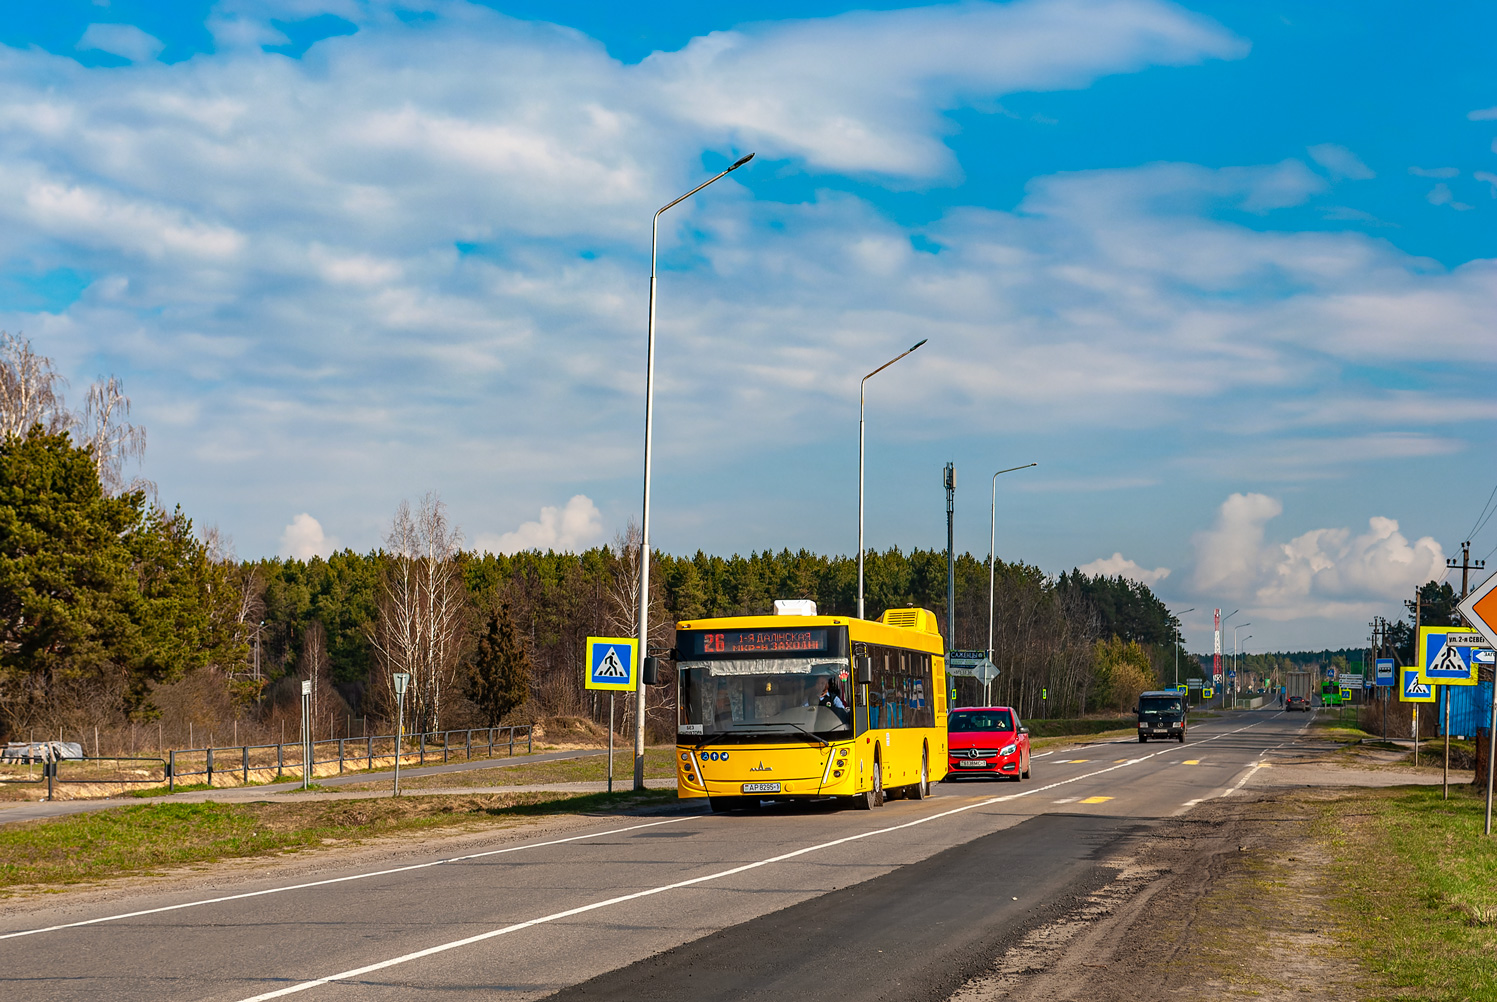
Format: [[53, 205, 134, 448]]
[[280, 512, 338, 559], [1470, 106, 1497, 121], [1191, 493, 1444, 621], [1474, 171, 1497, 197], [478, 495, 605, 554], [1077, 552, 1171, 586], [1426, 182, 1473, 210], [1307, 143, 1374, 180], [1409, 166, 1459, 178], [0, 1, 1489, 574], [78, 24, 165, 63], [647, 0, 1246, 179]]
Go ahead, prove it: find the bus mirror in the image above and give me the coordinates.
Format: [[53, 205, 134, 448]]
[[642, 656, 661, 685], [855, 656, 873, 686]]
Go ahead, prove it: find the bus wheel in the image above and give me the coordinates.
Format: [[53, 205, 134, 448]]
[[910, 749, 930, 800], [709, 797, 743, 813], [857, 755, 884, 810]]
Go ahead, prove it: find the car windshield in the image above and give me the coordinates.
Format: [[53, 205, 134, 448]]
[[1140, 697, 1183, 714], [948, 710, 1013, 732]]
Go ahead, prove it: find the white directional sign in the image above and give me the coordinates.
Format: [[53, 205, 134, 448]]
[[974, 659, 999, 684], [947, 650, 988, 678]]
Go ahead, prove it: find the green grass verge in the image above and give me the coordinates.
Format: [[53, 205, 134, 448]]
[[1327, 784, 1497, 1000], [336, 751, 678, 791], [0, 789, 675, 892], [1023, 717, 1134, 738]]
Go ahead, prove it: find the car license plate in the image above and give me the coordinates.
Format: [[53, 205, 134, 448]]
[[742, 782, 780, 793], [957, 760, 988, 768]]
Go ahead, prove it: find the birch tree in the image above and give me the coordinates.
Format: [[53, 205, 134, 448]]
[[368, 493, 467, 732]]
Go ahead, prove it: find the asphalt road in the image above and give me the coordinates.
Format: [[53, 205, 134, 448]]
[[0, 709, 1308, 1002]]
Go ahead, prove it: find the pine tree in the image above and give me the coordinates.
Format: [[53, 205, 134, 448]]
[[470, 603, 531, 726]]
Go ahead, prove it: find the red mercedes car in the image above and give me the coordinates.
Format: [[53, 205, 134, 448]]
[[947, 706, 1030, 781]]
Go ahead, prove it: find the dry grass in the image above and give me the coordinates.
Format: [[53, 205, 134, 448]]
[[0, 788, 675, 894]]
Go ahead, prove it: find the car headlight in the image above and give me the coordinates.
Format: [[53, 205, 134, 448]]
[[999, 743, 1017, 757]]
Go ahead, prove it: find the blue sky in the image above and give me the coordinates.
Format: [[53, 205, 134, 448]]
[[2, 0, 1494, 651]]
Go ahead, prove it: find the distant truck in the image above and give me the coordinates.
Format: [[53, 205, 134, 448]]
[[1284, 672, 1312, 704], [1136, 690, 1187, 743]]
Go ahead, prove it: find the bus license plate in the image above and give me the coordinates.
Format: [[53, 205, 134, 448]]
[[742, 782, 781, 794]]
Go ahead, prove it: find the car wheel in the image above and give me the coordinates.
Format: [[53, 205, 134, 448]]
[[1021, 753, 1030, 779], [909, 749, 929, 800], [1138, 734, 1147, 743], [1178, 733, 1185, 743]]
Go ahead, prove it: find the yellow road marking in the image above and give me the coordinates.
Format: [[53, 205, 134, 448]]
[[1078, 796, 1112, 804], [1114, 758, 1128, 763], [1183, 759, 1200, 765], [1064, 759, 1091, 764]]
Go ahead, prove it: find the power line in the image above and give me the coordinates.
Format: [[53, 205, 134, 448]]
[[1466, 481, 1497, 543]]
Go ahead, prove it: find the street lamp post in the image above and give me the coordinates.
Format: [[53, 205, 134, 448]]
[[1219, 608, 1239, 702], [391, 672, 409, 797], [986, 463, 1037, 704], [1172, 607, 1194, 688], [857, 339, 928, 620], [634, 152, 754, 791], [1231, 624, 1251, 708]]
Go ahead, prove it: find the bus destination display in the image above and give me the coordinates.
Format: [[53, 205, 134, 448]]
[[687, 628, 830, 655]]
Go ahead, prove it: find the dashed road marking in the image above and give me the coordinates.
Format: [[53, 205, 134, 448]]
[[1078, 796, 1113, 804], [1183, 759, 1200, 765]]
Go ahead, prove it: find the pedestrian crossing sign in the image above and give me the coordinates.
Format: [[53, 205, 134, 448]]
[[1416, 627, 1486, 686], [1399, 667, 1436, 703], [585, 636, 638, 692]]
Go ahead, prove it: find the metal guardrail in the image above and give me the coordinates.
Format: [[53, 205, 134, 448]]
[[0, 756, 169, 800], [164, 724, 533, 791]]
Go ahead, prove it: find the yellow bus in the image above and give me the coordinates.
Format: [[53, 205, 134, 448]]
[[673, 606, 949, 811]]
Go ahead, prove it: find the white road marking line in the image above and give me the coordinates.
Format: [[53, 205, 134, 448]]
[[0, 816, 692, 942], [1052, 797, 1078, 804], [231, 743, 1216, 1001]]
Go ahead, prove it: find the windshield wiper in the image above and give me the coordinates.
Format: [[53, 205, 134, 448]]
[[758, 722, 830, 747]]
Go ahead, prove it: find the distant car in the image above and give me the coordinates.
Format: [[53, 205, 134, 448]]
[[947, 707, 1030, 781], [1285, 695, 1310, 711]]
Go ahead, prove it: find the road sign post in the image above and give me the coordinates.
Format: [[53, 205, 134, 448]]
[[300, 680, 312, 790], [392, 672, 410, 797], [586, 637, 639, 794], [1457, 571, 1497, 834]]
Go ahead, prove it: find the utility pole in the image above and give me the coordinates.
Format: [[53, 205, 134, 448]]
[[1449, 540, 1487, 600], [944, 462, 956, 654]]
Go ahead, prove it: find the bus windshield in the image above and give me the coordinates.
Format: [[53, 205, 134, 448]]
[[1139, 696, 1183, 714], [677, 658, 852, 740]]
